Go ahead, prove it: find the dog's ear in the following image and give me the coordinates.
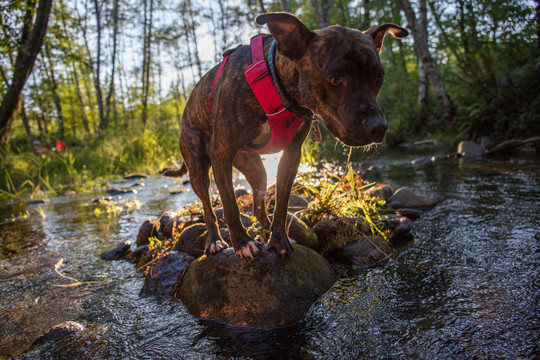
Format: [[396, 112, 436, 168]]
[[256, 12, 315, 60], [363, 24, 409, 53]]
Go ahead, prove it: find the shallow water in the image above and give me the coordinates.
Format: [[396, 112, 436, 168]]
[[1, 146, 538, 359]]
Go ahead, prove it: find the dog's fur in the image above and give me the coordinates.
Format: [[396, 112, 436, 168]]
[[164, 12, 408, 259]]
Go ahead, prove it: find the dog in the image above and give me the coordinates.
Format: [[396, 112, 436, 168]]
[[164, 12, 408, 259]]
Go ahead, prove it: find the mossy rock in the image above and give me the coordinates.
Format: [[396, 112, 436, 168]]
[[178, 244, 337, 328]]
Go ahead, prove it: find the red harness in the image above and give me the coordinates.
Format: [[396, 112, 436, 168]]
[[206, 35, 306, 154]]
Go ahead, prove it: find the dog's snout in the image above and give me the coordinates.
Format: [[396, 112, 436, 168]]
[[365, 117, 387, 142]]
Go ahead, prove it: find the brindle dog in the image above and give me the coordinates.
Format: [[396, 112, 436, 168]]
[[164, 12, 408, 259]]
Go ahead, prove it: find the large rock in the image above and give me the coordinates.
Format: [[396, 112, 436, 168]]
[[140, 251, 194, 297], [388, 187, 436, 209], [268, 213, 318, 250], [457, 140, 484, 158], [178, 245, 337, 328], [329, 235, 390, 267]]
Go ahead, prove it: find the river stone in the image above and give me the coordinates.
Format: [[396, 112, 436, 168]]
[[172, 223, 231, 257], [330, 235, 390, 266], [457, 140, 484, 158], [215, 208, 253, 228], [178, 245, 337, 328], [364, 183, 395, 201], [158, 211, 178, 228], [31, 321, 84, 347], [163, 215, 198, 238], [136, 219, 160, 247], [100, 240, 131, 260], [383, 214, 414, 240], [388, 187, 436, 209], [140, 251, 194, 297], [268, 213, 318, 250]]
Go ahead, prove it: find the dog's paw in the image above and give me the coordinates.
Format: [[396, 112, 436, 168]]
[[268, 232, 293, 257], [234, 240, 260, 259], [206, 240, 229, 254]]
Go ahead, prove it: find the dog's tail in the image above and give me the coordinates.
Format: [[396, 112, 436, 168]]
[[161, 164, 188, 178]]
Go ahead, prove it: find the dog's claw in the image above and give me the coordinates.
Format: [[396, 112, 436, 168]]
[[207, 240, 229, 254], [268, 232, 293, 258], [235, 240, 260, 259]]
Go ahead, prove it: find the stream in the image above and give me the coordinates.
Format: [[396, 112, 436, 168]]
[[0, 146, 538, 359]]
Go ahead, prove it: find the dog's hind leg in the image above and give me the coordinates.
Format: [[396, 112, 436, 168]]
[[180, 133, 228, 254], [233, 151, 271, 230]]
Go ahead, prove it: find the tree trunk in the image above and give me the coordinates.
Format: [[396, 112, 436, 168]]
[[20, 100, 39, 153], [361, 0, 370, 29], [44, 46, 66, 142], [141, 0, 154, 126], [71, 64, 91, 136], [104, 0, 119, 128], [0, 0, 53, 152], [280, 0, 288, 12], [311, 0, 330, 28], [396, 0, 455, 121], [93, 0, 106, 130]]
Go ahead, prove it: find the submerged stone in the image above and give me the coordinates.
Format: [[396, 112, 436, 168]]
[[457, 140, 484, 158], [31, 321, 84, 347], [178, 245, 337, 328], [329, 235, 390, 267]]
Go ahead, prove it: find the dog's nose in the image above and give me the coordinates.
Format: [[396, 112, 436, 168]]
[[365, 117, 387, 142]]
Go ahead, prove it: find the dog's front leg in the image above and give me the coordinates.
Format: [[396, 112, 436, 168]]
[[268, 142, 304, 257], [210, 147, 260, 259]]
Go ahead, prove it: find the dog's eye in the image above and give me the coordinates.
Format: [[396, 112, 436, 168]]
[[376, 73, 385, 85], [328, 76, 343, 87]]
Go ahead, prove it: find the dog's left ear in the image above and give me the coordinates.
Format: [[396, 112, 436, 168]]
[[363, 24, 409, 53], [256, 12, 315, 60]]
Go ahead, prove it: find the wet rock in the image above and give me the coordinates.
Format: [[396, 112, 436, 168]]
[[364, 183, 395, 201], [124, 172, 149, 179], [100, 241, 131, 260], [329, 235, 390, 267], [269, 213, 318, 250], [172, 223, 231, 257], [312, 218, 339, 249], [26, 199, 49, 205], [178, 245, 337, 328], [397, 208, 425, 220], [136, 219, 160, 247], [141, 251, 194, 297], [383, 214, 413, 240], [411, 157, 429, 166], [126, 245, 150, 266], [215, 208, 252, 228], [388, 187, 436, 209], [163, 215, 201, 238], [31, 321, 84, 347], [106, 186, 134, 196], [457, 141, 484, 158], [64, 190, 77, 196], [158, 211, 178, 228]]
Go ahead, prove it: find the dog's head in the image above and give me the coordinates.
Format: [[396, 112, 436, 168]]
[[256, 12, 408, 147]]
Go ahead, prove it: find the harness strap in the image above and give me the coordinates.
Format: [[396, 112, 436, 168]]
[[244, 35, 305, 154], [205, 52, 234, 111]]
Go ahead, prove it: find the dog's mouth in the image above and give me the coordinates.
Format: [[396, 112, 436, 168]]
[[323, 116, 387, 147]]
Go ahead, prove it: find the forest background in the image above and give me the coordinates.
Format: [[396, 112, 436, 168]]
[[0, 0, 539, 195]]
